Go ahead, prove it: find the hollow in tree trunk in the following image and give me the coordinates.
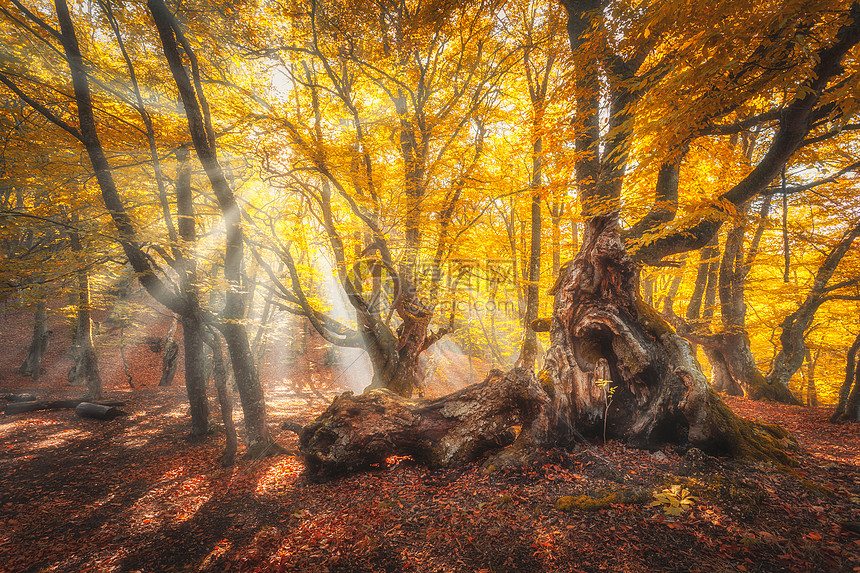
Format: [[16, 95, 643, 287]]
[[539, 217, 795, 462]]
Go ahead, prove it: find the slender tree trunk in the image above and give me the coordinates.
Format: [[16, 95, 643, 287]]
[[805, 347, 820, 407], [551, 202, 562, 278], [149, 0, 279, 456], [158, 318, 179, 387], [832, 331, 860, 422], [68, 227, 102, 400], [503, 198, 525, 319], [766, 221, 860, 391], [19, 299, 48, 381], [516, 135, 543, 370], [175, 143, 210, 437], [842, 360, 860, 422], [205, 330, 237, 465]]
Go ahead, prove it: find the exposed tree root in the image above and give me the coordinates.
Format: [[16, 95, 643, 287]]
[[694, 391, 798, 466], [299, 368, 550, 477]]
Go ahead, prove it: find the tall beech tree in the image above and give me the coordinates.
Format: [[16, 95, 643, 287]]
[[148, 0, 281, 456], [243, 0, 518, 397], [512, 0, 564, 371]]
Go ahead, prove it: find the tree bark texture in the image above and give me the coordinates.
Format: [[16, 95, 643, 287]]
[[158, 320, 179, 387], [182, 316, 210, 437], [539, 217, 796, 462], [18, 300, 48, 382], [175, 144, 211, 437], [702, 346, 743, 396], [205, 330, 237, 465]]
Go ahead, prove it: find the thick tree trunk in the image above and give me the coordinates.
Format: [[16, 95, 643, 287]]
[[299, 219, 797, 476], [719, 331, 798, 403], [182, 316, 210, 437], [299, 368, 550, 477], [68, 346, 102, 400], [539, 217, 795, 462], [711, 198, 798, 404], [702, 346, 743, 396], [766, 305, 821, 394], [363, 301, 433, 398], [18, 300, 48, 381]]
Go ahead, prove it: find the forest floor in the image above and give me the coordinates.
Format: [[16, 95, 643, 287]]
[[0, 383, 858, 573]]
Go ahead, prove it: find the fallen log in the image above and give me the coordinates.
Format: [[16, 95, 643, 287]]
[[74, 402, 127, 420], [299, 368, 550, 478], [1, 393, 38, 403], [3, 399, 125, 415]]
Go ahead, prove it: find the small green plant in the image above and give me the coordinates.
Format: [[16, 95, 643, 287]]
[[595, 378, 616, 444], [650, 485, 698, 516]]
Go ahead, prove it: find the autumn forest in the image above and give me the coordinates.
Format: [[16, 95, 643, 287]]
[[1, 0, 859, 571]]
